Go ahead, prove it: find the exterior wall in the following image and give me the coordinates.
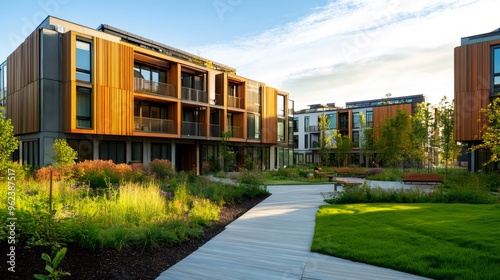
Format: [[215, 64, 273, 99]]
[[454, 41, 498, 142]]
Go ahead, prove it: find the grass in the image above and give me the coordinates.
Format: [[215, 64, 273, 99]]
[[312, 203, 500, 280]]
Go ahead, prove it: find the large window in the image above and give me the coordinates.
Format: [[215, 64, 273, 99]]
[[366, 111, 373, 128], [493, 47, 500, 95], [247, 113, 261, 140], [132, 142, 143, 162], [288, 120, 294, 144], [134, 63, 166, 83], [353, 131, 360, 148], [304, 134, 308, 149], [67, 139, 93, 162], [277, 95, 285, 117], [21, 139, 39, 167], [327, 113, 336, 129], [181, 71, 204, 90], [99, 141, 126, 164], [277, 119, 285, 142], [304, 116, 310, 132], [353, 112, 360, 129], [76, 40, 91, 82], [76, 87, 92, 128], [151, 143, 171, 160]]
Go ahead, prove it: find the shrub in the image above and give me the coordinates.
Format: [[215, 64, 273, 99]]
[[147, 159, 174, 182], [35, 167, 62, 182], [51, 139, 77, 178], [73, 160, 120, 188]]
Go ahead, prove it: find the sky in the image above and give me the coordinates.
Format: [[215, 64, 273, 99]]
[[1, 0, 499, 110]]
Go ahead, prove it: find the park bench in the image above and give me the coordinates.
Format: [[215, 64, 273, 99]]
[[313, 172, 335, 182], [402, 173, 442, 184]]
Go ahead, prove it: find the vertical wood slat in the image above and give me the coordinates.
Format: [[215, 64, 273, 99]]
[[6, 30, 40, 135], [454, 40, 500, 141], [372, 104, 412, 138], [262, 86, 277, 143]]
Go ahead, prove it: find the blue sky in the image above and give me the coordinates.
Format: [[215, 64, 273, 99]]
[[1, 0, 499, 109]]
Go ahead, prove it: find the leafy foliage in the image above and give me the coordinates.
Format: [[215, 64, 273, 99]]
[[33, 246, 70, 280], [318, 114, 335, 165], [51, 139, 77, 177], [0, 107, 19, 177], [472, 98, 500, 166]]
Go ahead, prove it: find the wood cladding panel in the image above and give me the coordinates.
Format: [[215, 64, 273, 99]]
[[262, 86, 277, 143], [95, 86, 132, 135], [454, 41, 499, 142], [95, 38, 134, 90], [6, 30, 40, 134], [372, 104, 412, 138]]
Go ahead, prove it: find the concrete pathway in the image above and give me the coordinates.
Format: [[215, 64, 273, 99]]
[[157, 184, 430, 280]]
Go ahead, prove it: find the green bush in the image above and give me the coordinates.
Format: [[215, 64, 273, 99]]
[[147, 159, 174, 182]]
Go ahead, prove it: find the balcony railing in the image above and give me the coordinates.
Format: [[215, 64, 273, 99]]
[[182, 121, 207, 137], [227, 126, 243, 138], [228, 96, 244, 109], [134, 117, 176, 134], [247, 103, 260, 113], [181, 87, 208, 103], [134, 77, 176, 97], [210, 124, 222, 137]]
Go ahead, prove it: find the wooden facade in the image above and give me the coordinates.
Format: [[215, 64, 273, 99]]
[[6, 31, 40, 135], [454, 41, 499, 142]]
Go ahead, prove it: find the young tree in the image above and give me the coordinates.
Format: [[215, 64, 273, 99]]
[[377, 110, 412, 167], [358, 112, 375, 167], [334, 132, 353, 167], [0, 107, 19, 176], [318, 114, 334, 165], [411, 102, 434, 170], [472, 98, 500, 166], [51, 139, 78, 178], [437, 96, 459, 176], [220, 130, 237, 172]]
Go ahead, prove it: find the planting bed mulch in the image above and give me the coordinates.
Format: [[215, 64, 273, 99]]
[[2, 195, 268, 280]]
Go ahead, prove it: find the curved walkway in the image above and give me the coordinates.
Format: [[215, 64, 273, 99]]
[[157, 184, 430, 280]]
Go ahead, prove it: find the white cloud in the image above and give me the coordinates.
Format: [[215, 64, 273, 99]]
[[191, 0, 500, 110]]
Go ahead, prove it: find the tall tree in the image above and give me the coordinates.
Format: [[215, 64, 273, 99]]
[[411, 102, 435, 171], [318, 114, 335, 165], [471, 98, 500, 167], [0, 107, 19, 176], [359, 112, 375, 167], [377, 110, 412, 167], [334, 132, 353, 167], [437, 96, 459, 176]]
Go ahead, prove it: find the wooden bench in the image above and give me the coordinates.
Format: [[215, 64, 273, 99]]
[[402, 173, 442, 184], [314, 172, 335, 181]]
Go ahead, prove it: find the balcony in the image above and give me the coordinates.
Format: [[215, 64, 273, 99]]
[[210, 124, 222, 137], [181, 87, 208, 103], [182, 121, 207, 137], [134, 77, 176, 98], [134, 117, 176, 134], [228, 96, 244, 109], [227, 126, 243, 138]]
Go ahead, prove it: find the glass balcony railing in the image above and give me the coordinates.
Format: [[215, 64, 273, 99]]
[[134, 77, 176, 97], [228, 96, 244, 109], [182, 121, 207, 136], [226, 126, 243, 138], [181, 87, 208, 103], [134, 117, 176, 134], [210, 124, 222, 137]]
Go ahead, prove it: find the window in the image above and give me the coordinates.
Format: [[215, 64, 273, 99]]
[[353, 131, 360, 148], [21, 139, 39, 167], [304, 117, 310, 132], [339, 113, 348, 130], [228, 84, 236, 96], [288, 100, 294, 116], [288, 120, 294, 144], [293, 117, 298, 132], [181, 71, 204, 90], [327, 113, 336, 129], [247, 113, 261, 140], [151, 143, 171, 160], [277, 119, 285, 142], [67, 139, 93, 162], [277, 95, 285, 117], [76, 87, 92, 128], [493, 47, 500, 95], [132, 142, 143, 162], [99, 141, 126, 164], [304, 134, 308, 149], [293, 135, 298, 149], [76, 40, 91, 82], [353, 112, 360, 129], [366, 111, 373, 128]]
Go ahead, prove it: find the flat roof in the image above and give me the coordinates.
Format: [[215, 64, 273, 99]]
[[461, 28, 500, 46]]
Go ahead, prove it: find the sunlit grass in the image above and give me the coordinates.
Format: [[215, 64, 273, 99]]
[[312, 203, 500, 280]]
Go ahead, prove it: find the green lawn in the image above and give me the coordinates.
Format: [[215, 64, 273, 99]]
[[312, 203, 500, 280]]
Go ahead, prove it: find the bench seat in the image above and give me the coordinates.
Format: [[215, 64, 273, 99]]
[[403, 173, 442, 184]]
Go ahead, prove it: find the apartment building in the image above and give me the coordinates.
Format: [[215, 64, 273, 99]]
[[1, 16, 294, 173], [455, 28, 500, 172], [294, 95, 425, 166]]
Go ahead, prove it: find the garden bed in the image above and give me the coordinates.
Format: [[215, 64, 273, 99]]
[[1, 195, 267, 280]]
